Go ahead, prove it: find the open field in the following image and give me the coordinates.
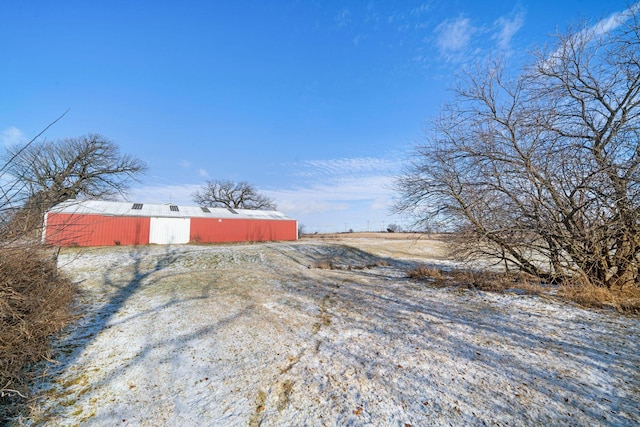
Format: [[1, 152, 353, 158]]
[[20, 237, 640, 426]]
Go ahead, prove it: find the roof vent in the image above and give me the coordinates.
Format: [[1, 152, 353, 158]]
[[201, 207, 211, 213], [132, 203, 143, 210], [169, 205, 179, 212]]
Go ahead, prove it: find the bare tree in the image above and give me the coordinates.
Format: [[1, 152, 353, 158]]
[[387, 223, 402, 233], [192, 179, 277, 210], [396, 7, 640, 288], [2, 133, 147, 237]]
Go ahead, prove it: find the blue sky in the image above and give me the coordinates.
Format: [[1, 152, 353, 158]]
[[1, 0, 634, 232]]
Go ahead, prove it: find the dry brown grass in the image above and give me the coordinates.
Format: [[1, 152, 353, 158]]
[[0, 246, 75, 422], [315, 259, 334, 270], [407, 265, 544, 295], [407, 265, 444, 281], [559, 276, 640, 314], [408, 264, 640, 314], [313, 259, 390, 271]]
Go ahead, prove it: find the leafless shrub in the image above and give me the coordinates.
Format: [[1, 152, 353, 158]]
[[0, 246, 75, 421], [0, 120, 145, 421], [396, 7, 640, 290]]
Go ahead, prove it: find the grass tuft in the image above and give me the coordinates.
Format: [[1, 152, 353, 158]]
[[407, 265, 444, 280], [315, 260, 334, 270], [559, 276, 640, 314]]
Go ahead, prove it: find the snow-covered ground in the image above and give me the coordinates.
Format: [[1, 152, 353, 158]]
[[24, 239, 640, 426]]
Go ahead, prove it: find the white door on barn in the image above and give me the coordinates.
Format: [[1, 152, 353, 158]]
[[149, 217, 191, 244]]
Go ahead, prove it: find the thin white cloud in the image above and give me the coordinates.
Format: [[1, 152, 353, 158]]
[[412, 3, 431, 16], [387, 12, 404, 24], [275, 196, 349, 215], [371, 194, 394, 210], [266, 174, 393, 215], [335, 8, 350, 28], [126, 155, 406, 232], [270, 156, 402, 221], [434, 16, 475, 60], [125, 184, 200, 205], [177, 160, 209, 178], [542, 3, 640, 72], [492, 7, 525, 51], [593, 2, 639, 36], [293, 157, 399, 178], [1, 127, 27, 147]]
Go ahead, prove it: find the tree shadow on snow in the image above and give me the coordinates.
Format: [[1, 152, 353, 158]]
[[30, 244, 264, 424], [32, 246, 201, 392], [275, 248, 640, 426], [28, 242, 640, 426]]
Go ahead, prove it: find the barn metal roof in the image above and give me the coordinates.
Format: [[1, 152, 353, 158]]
[[48, 199, 295, 220]]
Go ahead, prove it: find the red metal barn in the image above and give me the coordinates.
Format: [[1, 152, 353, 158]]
[[44, 200, 298, 247]]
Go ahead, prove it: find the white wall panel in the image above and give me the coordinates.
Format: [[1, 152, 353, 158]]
[[149, 217, 191, 244]]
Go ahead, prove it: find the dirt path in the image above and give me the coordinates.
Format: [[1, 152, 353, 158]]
[[23, 239, 640, 426]]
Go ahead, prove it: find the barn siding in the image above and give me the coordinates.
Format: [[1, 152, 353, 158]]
[[190, 218, 297, 243], [149, 217, 191, 244], [44, 200, 298, 247], [44, 213, 150, 246]]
